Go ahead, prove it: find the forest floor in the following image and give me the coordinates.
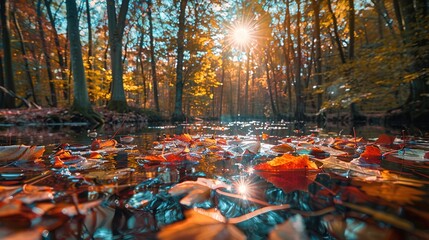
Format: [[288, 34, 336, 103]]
[[0, 107, 152, 126]]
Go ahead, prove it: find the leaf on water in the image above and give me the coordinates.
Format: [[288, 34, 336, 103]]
[[0, 145, 45, 163], [175, 133, 193, 143], [254, 154, 318, 171], [375, 134, 396, 145], [359, 145, 382, 164], [158, 208, 245, 240], [270, 143, 294, 153], [269, 214, 308, 240]]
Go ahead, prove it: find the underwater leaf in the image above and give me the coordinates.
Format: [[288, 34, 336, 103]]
[[323, 215, 389, 240], [158, 209, 245, 240], [354, 181, 425, 205], [169, 178, 230, 206], [269, 214, 308, 240]]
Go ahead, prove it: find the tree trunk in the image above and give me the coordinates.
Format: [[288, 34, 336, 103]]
[[44, 0, 68, 101], [85, 0, 94, 103], [137, 33, 147, 108], [244, 49, 250, 118], [148, 3, 160, 112], [66, 0, 103, 124], [387, 0, 429, 124], [236, 61, 242, 118], [0, 0, 15, 108], [172, 0, 188, 122], [392, 0, 404, 33], [12, 10, 38, 105], [348, 0, 364, 123], [312, 0, 323, 123], [106, 0, 130, 112], [327, 0, 346, 64], [219, 52, 226, 118], [294, 0, 305, 121], [0, 56, 4, 109], [37, 0, 57, 107], [265, 48, 278, 118], [283, 0, 294, 117]]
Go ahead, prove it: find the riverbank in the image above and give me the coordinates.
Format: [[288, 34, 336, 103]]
[[0, 107, 157, 126]]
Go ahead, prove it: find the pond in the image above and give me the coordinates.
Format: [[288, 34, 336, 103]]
[[0, 121, 428, 239]]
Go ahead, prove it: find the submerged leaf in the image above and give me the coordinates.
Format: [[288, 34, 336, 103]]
[[269, 214, 308, 240], [158, 209, 245, 240]]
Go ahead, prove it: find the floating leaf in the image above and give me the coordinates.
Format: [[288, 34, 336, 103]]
[[271, 143, 294, 153], [254, 154, 319, 171]]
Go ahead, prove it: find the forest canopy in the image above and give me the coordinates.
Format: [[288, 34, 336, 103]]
[[0, 0, 428, 125]]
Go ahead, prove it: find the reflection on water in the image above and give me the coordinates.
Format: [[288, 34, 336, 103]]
[[0, 121, 415, 147]]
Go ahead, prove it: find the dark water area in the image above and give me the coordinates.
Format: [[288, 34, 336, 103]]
[[0, 121, 415, 147]]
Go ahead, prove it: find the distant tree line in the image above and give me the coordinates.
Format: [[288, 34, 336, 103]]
[[0, 0, 428, 125]]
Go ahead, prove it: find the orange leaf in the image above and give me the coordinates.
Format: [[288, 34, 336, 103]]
[[271, 143, 294, 153], [360, 145, 382, 164], [375, 134, 395, 145]]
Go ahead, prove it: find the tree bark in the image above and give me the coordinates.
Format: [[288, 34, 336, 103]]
[[172, 0, 188, 122], [0, 0, 15, 108], [66, 0, 103, 124]]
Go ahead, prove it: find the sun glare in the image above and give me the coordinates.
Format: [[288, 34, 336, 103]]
[[233, 26, 251, 47], [226, 18, 258, 51], [234, 177, 255, 199]]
